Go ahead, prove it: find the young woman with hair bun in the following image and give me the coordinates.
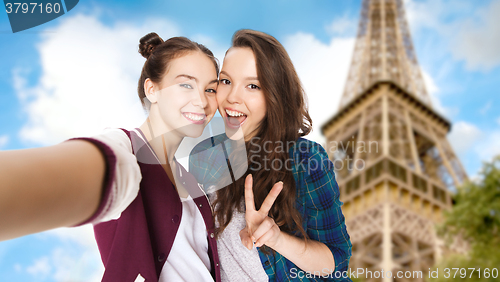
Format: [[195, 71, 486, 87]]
[[190, 29, 352, 281], [0, 32, 222, 282]]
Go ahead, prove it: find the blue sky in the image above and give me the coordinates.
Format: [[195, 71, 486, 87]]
[[1, 0, 499, 281]]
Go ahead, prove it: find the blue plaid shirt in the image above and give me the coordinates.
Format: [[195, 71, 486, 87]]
[[190, 135, 352, 281]]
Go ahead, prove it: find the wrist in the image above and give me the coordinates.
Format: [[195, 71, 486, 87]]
[[268, 228, 285, 250]]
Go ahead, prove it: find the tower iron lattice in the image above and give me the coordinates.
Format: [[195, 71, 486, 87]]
[[321, 0, 467, 281]]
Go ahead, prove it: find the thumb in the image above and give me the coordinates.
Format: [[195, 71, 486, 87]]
[[239, 227, 253, 250]]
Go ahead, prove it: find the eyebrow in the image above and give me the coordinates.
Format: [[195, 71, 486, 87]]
[[220, 71, 231, 79], [220, 71, 259, 81], [176, 74, 218, 85], [176, 74, 198, 82]]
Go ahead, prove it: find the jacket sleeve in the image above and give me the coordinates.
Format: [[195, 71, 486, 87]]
[[71, 128, 142, 225]]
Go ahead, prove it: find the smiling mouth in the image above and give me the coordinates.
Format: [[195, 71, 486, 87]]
[[182, 112, 206, 124], [225, 108, 247, 128]]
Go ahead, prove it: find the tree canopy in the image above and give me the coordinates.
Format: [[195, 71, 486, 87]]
[[430, 156, 500, 281]]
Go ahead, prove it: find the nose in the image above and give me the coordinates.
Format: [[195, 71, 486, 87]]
[[192, 86, 208, 109], [225, 84, 242, 105]]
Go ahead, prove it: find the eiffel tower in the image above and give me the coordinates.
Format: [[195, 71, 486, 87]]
[[321, 0, 468, 281]]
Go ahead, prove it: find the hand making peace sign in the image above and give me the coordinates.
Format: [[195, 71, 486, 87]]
[[240, 174, 284, 250]]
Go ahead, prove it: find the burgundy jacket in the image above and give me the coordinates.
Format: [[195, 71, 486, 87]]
[[77, 129, 221, 282]]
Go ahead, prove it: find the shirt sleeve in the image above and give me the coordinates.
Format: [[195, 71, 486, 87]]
[[299, 141, 352, 278], [71, 128, 142, 225]]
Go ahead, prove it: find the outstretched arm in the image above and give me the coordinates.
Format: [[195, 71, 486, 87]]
[[0, 140, 106, 241]]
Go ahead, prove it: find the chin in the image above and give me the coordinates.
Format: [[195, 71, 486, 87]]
[[181, 127, 205, 138], [224, 124, 246, 141]]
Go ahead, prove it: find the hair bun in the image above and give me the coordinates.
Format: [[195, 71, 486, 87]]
[[139, 32, 164, 59]]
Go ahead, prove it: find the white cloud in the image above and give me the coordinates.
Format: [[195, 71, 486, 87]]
[[405, 0, 500, 72], [475, 130, 500, 162], [325, 15, 357, 37], [284, 33, 355, 144], [33, 225, 103, 282], [421, 69, 458, 118], [0, 135, 9, 148], [447, 120, 500, 176], [405, 0, 476, 34], [23, 244, 103, 282], [422, 70, 439, 96], [42, 225, 97, 248], [452, 0, 500, 71], [448, 121, 483, 153], [14, 14, 184, 145], [405, 0, 450, 33], [26, 256, 51, 278], [51, 247, 103, 282]]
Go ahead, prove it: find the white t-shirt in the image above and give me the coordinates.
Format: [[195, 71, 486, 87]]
[[160, 195, 213, 281]]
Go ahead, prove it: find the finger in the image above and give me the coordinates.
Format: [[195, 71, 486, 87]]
[[255, 227, 277, 248], [240, 227, 253, 250], [252, 217, 275, 244], [248, 238, 254, 250], [259, 181, 283, 215], [244, 174, 255, 213], [241, 236, 252, 250]]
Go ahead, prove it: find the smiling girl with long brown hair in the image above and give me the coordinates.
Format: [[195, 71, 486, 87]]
[[190, 29, 352, 281]]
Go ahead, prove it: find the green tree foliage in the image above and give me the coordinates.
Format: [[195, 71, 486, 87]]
[[429, 156, 500, 281]]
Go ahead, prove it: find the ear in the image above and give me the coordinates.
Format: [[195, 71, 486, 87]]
[[144, 78, 158, 104]]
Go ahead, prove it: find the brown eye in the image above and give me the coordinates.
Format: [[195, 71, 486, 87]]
[[220, 79, 231, 85], [248, 84, 261, 90]]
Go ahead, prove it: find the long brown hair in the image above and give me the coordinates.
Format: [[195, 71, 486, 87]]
[[213, 30, 313, 242], [137, 32, 219, 110]]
